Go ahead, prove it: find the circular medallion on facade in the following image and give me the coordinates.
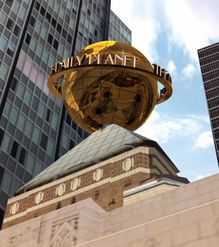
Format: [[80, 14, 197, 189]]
[[70, 178, 81, 191], [56, 183, 66, 196], [35, 192, 44, 205], [122, 158, 134, 172], [93, 169, 103, 182], [10, 202, 19, 215]]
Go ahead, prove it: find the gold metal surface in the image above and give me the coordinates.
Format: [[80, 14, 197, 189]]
[[48, 41, 173, 133]]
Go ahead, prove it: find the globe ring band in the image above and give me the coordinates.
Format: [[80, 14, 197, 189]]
[[48, 64, 173, 105]]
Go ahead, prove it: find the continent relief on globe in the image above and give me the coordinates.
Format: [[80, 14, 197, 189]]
[[48, 41, 173, 133]]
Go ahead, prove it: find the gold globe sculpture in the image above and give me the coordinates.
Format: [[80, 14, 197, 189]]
[[48, 41, 173, 133]]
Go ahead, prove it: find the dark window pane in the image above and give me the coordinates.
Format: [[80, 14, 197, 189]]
[[89, 37, 92, 44], [40, 133, 48, 150], [34, 1, 40, 10], [0, 191, 8, 208], [57, 23, 61, 33], [46, 109, 51, 122], [0, 208, 5, 229], [53, 39, 59, 50], [0, 166, 4, 184], [67, 34, 72, 44], [62, 29, 67, 39], [6, 18, 13, 30], [51, 18, 56, 28], [71, 120, 77, 130], [46, 12, 51, 22], [0, 129, 4, 146], [10, 140, 19, 158], [18, 147, 26, 165], [69, 139, 75, 149], [6, 48, 14, 57], [47, 33, 53, 44], [5, 0, 13, 7], [29, 16, 35, 26], [25, 33, 31, 45], [13, 25, 20, 36], [78, 127, 83, 138], [40, 7, 46, 16], [10, 77, 17, 91], [66, 114, 71, 125]]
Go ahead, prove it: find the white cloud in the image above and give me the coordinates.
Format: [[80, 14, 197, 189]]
[[111, 0, 218, 62], [135, 110, 206, 144], [164, 0, 219, 60], [111, 0, 161, 61], [167, 59, 177, 75], [194, 131, 214, 150], [181, 63, 196, 79]]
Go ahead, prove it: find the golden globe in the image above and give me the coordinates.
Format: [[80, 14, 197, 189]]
[[48, 41, 173, 133]]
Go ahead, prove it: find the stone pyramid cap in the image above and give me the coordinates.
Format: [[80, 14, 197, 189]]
[[17, 124, 178, 194]]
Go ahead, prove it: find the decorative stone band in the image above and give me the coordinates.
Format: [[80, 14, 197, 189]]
[[4, 167, 154, 224], [4, 146, 178, 222]]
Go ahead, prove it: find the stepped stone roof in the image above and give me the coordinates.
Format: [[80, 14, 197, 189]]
[[18, 124, 178, 194]]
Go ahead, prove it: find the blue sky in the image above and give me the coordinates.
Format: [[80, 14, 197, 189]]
[[111, 0, 219, 181]]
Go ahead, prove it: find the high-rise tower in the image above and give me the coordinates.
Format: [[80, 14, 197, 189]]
[[198, 42, 219, 164], [0, 0, 131, 227]]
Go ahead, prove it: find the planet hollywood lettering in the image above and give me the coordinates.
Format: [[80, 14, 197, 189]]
[[51, 54, 172, 84]]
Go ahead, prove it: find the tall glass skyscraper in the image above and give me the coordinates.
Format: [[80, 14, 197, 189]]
[[0, 0, 131, 227], [109, 11, 131, 44], [198, 42, 219, 165]]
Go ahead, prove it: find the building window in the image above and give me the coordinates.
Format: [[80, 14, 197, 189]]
[[57, 23, 62, 33], [18, 147, 26, 165], [69, 139, 75, 149], [40, 133, 48, 150], [0, 208, 5, 229], [89, 38, 92, 44], [25, 33, 31, 45], [67, 34, 72, 44], [34, 1, 40, 10], [46, 108, 51, 122], [0, 129, 4, 147], [13, 25, 20, 36], [6, 47, 14, 57], [10, 140, 19, 158], [5, 0, 13, 6], [87, 9, 91, 16], [40, 6, 46, 16], [46, 12, 51, 22], [6, 18, 13, 30], [62, 29, 67, 39], [47, 33, 53, 44], [66, 113, 71, 125], [29, 16, 36, 27], [53, 39, 59, 50], [0, 166, 4, 185], [51, 18, 56, 28]]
